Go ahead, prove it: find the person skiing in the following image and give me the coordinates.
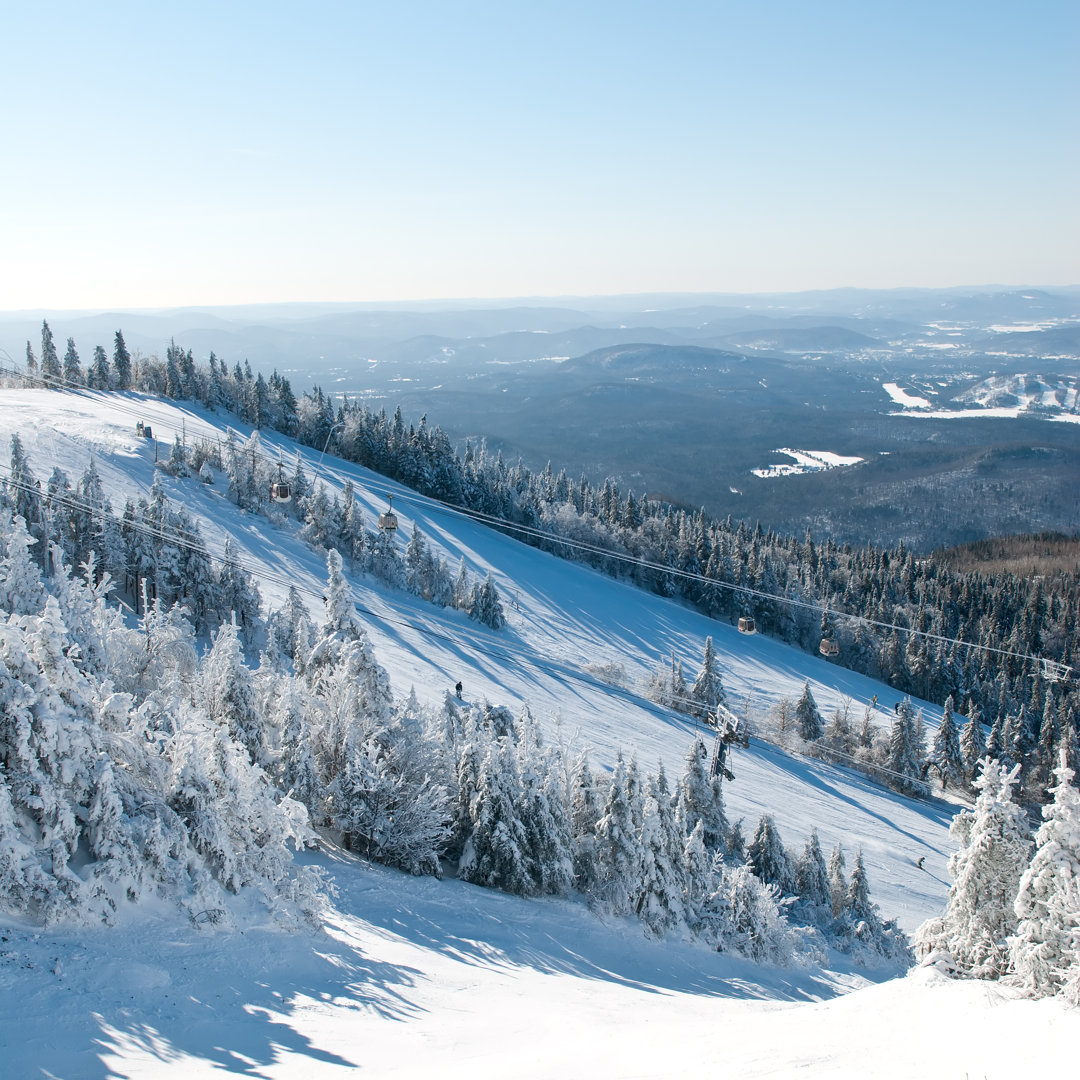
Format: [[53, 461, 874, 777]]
[[455, 681, 463, 700]]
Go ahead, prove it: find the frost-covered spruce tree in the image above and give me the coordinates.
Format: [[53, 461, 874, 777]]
[[305, 550, 392, 788], [594, 754, 644, 915], [625, 754, 646, 836], [0, 769, 53, 911], [469, 573, 506, 630], [204, 616, 268, 768], [268, 584, 314, 670], [357, 689, 451, 876], [795, 828, 832, 916], [688, 636, 725, 719], [39, 320, 61, 383], [827, 843, 848, 917], [680, 736, 728, 852], [568, 751, 602, 894], [838, 849, 908, 959], [273, 673, 322, 817], [457, 736, 532, 895], [0, 509, 47, 617], [216, 536, 262, 647], [682, 820, 713, 930], [516, 719, 574, 896], [845, 849, 875, 923], [636, 764, 687, 936], [915, 759, 1032, 978], [795, 681, 824, 743], [1008, 751, 1080, 999], [62, 336, 82, 386], [959, 702, 987, 785], [167, 696, 320, 918], [747, 814, 796, 896], [930, 695, 963, 791], [7, 435, 43, 546], [888, 698, 926, 794]]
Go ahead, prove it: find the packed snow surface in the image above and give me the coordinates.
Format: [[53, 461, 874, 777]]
[[2, 386, 1077, 1077]]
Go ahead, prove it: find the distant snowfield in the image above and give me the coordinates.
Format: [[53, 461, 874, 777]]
[[886, 373, 1080, 422], [882, 382, 932, 408], [752, 448, 864, 478], [3, 387, 1077, 1077]]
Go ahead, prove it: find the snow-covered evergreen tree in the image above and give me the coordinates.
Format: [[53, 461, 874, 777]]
[[635, 764, 687, 936], [469, 573, 507, 630], [688, 636, 725, 719], [593, 754, 644, 915], [204, 617, 267, 767], [679, 736, 728, 852], [567, 751, 602, 895], [457, 736, 532, 894], [888, 698, 926, 794], [747, 814, 795, 896], [795, 680, 824, 742], [930, 695, 963, 790], [959, 702, 987, 784], [915, 759, 1032, 978], [1009, 751, 1080, 999], [827, 843, 848, 917], [795, 828, 832, 914], [701, 863, 799, 964]]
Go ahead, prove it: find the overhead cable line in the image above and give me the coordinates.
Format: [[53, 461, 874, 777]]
[[0, 365, 1065, 672]]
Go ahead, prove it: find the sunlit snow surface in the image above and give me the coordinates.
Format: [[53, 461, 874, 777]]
[[2, 387, 1077, 1078], [882, 382, 932, 409], [751, 448, 864, 478]]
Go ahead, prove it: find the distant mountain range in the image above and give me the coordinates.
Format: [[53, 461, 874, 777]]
[[2, 286, 1078, 550]]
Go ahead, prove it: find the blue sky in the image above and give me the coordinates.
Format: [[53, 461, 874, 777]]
[[2, 1, 1077, 309]]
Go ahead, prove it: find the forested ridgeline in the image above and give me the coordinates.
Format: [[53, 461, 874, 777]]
[[10, 324, 1080, 806]]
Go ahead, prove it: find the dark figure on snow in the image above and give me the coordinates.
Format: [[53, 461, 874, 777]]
[[455, 681, 463, 700]]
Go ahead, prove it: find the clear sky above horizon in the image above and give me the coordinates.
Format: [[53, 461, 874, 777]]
[[3, 1, 1077, 311]]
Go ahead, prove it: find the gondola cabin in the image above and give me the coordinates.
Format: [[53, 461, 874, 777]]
[[737, 616, 756, 634], [270, 480, 291, 503], [378, 495, 398, 532], [819, 638, 839, 657]]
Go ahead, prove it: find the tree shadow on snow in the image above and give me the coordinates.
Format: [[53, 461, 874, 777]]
[[333, 862, 860, 1008], [7, 909, 428, 1080]]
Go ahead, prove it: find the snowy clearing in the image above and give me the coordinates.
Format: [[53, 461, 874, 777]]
[[882, 382, 932, 409], [752, 449, 864, 479]]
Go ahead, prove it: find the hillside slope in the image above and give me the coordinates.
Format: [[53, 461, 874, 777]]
[[0, 387, 953, 928], [4, 386, 1077, 1077]]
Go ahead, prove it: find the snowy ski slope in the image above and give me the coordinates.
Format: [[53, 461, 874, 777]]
[[2, 386, 1078, 1079], [0, 387, 955, 931]]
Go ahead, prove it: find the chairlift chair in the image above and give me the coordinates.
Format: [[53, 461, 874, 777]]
[[1040, 657, 1073, 683], [378, 495, 399, 532]]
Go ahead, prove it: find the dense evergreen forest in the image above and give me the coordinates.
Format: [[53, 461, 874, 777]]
[[13, 323, 1080, 807]]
